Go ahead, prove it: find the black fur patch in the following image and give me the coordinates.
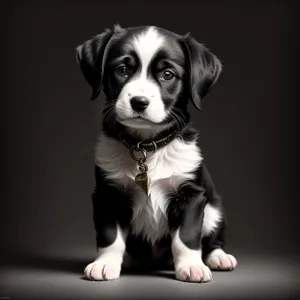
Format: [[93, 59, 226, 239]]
[[92, 166, 132, 247]]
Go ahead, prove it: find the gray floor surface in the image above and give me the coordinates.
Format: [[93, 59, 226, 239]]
[[1, 249, 300, 300]]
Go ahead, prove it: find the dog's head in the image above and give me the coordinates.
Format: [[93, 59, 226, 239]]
[[76, 25, 222, 133]]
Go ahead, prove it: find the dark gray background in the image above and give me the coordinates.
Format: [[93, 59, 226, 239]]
[[1, 0, 299, 299]]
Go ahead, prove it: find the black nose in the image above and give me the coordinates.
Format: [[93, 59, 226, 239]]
[[130, 96, 149, 112]]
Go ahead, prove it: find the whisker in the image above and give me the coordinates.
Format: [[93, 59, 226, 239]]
[[101, 100, 119, 131], [169, 111, 182, 131], [171, 107, 187, 130]]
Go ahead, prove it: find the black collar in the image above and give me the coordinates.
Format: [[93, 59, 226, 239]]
[[119, 127, 182, 152]]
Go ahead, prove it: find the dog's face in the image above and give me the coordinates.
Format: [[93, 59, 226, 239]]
[[103, 26, 188, 128], [76, 25, 222, 131]]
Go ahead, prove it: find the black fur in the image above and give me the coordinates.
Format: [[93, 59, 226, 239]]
[[180, 34, 222, 109], [92, 166, 132, 248], [76, 29, 115, 100]]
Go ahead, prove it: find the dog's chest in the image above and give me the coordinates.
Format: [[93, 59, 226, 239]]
[[95, 134, 202, 243]]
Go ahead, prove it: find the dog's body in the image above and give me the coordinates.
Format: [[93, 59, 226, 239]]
[[76, 25, 237, 282]]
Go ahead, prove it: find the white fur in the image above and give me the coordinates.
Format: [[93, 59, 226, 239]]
[[202, 203, 222, 237], [95, 132, 202, 244], [84, 225, 126, 280], [205, 248, 238, 270], [171, 229, 212, 282], [115, 26, 168, 126], [131, 179, 171, 243]]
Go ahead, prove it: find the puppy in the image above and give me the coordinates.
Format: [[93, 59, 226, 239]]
[[76, 25, 237, 283]]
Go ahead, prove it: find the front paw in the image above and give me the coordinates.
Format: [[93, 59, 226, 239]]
[[84, 259, 121, 281], [175, 264, 212, 283]]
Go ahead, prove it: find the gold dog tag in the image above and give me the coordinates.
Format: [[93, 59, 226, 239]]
[[135, 172, 151, 196]]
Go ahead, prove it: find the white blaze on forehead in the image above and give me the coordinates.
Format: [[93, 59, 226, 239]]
[[132, 26, 165, 78], [115, 26, 167, 127]]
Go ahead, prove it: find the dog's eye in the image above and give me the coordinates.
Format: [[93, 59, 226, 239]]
[[160, 70, 175, 81], [115, 66, 128, 77]]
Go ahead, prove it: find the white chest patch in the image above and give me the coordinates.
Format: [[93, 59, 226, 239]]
[[95, 133, 203, 244]]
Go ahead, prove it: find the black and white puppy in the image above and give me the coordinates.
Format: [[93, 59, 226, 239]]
[[76, 25, 237, 283]]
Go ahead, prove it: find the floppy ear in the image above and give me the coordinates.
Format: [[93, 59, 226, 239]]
[[181, 33, 222, 110], [76, 28, 115, 100]]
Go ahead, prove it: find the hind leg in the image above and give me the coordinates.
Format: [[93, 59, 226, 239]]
[[202, 219, 237, 271], [197, 163, 238, 271]]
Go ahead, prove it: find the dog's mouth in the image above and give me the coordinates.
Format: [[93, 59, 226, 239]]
[[117, 116, 170, 130], [120, 116, 157, 124], [132, 116, 148, 121]]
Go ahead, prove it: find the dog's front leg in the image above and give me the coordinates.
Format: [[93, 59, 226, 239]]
[[84, 166, 131, 281], [168, 182, 212, 283]]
